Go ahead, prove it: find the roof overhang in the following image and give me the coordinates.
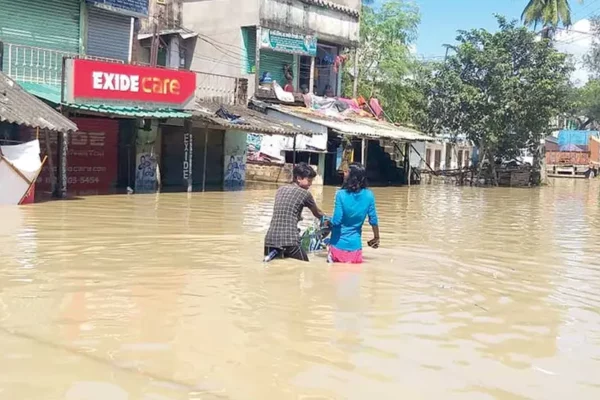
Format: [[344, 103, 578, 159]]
[[265, 103, 434, 142], [0, 73, 77, 133], [138, 28, 198, 42], [192, 103, 313, 136]]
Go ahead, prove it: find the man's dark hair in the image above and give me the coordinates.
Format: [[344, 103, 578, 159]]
[[293, 162, 316, 181], [342, 162, 367, 193]]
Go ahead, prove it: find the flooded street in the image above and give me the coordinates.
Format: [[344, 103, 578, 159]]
[[1, 179, 600, 399]]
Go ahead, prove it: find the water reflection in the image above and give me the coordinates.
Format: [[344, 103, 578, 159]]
[[1, 180, 600, 399]]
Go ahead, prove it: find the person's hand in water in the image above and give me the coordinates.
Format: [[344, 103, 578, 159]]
[[368, 237, 380, 249]]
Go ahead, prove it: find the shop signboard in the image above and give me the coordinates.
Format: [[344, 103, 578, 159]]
[[260, 29, 317, 57], [64, 59, 197, 109], [183, 132, 193, 189], [22, 118, 119, 196], [86, 0, 149, 18]]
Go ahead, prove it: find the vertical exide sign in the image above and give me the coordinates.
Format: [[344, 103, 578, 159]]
[[183, 132, 193, 191]]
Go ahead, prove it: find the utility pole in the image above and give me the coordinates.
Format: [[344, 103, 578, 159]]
[[150, 9, 163, 66]]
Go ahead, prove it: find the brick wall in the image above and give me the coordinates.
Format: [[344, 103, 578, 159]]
[[246, 162, 323, 185]]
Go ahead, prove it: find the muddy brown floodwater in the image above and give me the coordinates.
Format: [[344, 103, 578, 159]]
[[1, 179, 600, 399]]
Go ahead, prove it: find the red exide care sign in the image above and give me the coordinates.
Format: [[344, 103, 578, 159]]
[[64, 59, 196, 109]]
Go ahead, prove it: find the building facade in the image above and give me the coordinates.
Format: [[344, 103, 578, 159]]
[[1, 0, 300, 198], [174, 0, 360, 185]]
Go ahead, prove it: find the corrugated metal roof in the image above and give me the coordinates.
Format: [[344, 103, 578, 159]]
[[0, 72, 77, 133], [18, 82, 192, 119], [266, 104, 434, 142], [138, 28, 198, 41], [193, 103, 313, 136], [17, 82, 309, 135], [68, 104, 192, 118], [300, 0, 359, 17]]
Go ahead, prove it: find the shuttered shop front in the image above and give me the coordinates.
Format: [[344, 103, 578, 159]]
[[259, 50, 296, 87], [0, 0, 80, 52], [87, 6, 132, 61], [0, 0, 81, 73]]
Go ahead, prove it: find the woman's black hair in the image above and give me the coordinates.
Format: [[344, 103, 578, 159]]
[[342, 162, 367, 193], [293, 162, 317, 181]]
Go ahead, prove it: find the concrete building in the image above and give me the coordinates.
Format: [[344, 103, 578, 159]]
[[164, 0, 361, 185]]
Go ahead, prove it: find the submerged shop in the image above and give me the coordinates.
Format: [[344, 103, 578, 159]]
[[21, 58, 196, 197]]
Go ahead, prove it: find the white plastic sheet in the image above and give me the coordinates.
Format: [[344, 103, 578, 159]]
[[0, 140, 42, 205]]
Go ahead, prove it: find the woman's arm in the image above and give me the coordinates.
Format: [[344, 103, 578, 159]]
[[330, 190, 344, 227], [367, 193, 380, 248]]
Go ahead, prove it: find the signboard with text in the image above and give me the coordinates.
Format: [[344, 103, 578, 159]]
[[260, 29, 317, 56], [86, 0, 149, 18], [64, 59, 197, 109], [21, 118, 119, 196]]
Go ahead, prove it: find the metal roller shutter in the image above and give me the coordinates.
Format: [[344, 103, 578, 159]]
[[87, 6, 132, 61], [0, 0, 80, 53], [259, 49, 296, 87]]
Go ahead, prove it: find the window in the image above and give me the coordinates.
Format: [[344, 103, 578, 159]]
[[457, 150, 463, 168], [434, 150, 442, 170], [425, 148, 431, 167], [285, 151, 319, 165], [464, 151, 470, 167], [241, 26, 257, 74]]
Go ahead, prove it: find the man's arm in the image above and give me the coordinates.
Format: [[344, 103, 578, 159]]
[[305, 192, 325, 219]]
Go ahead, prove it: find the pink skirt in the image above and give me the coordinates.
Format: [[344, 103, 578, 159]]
[[329, 246, 363, 264]]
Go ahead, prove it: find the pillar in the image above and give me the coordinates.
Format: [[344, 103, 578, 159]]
[[57, 132, 68, 198]]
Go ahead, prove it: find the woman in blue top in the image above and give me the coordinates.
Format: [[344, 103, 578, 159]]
[[328, 162, 380, 263]]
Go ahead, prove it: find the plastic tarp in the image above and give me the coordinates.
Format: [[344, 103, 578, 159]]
[[557, 130, 599, 146], [0, 140, 42, 205], [559, 143, 585, 152]]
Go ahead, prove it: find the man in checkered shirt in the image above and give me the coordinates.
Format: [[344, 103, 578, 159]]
[[264, 162, 325, 261]]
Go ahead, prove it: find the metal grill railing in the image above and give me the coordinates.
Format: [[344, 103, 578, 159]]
[[1, 42, 123, 86]]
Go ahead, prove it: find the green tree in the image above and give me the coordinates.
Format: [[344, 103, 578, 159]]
[[584, 15, 600, 78], [566, 80, 600, 128], [418, 16, 572, 184], [343, 0, 420, 121], [522, 0, 583, 37]]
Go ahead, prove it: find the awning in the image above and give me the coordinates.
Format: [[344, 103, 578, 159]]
[[19, 82, 191, 119], [192, 103, 313, 136], [0, 72, 77, 133], [266, 103, 434, 142], [138, 28, 198, 41]]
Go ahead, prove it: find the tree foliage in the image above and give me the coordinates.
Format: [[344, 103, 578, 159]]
[[521, 0, 582, 33], [584, 16, 600, 79], [415, 17, 572, 178], [343, 1, 420, 122]]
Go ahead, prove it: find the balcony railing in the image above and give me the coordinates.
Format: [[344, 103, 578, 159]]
[[1, 42, 248, 107], [0, 42, 123, 86], [195, 71, 245, 106]]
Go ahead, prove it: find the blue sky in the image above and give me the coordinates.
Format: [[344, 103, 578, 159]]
[[384, 0, 597, 58]]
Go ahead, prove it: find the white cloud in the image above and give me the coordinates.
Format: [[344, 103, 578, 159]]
[[553, 19, 594, 86]]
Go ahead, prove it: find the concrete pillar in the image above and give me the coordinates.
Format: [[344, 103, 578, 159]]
[[57, 132, 68, 198], [168, 35, 181, 69]]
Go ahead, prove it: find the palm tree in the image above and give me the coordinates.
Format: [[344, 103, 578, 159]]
[[522, 0, 583, 37]]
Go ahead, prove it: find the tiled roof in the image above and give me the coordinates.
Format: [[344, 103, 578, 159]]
[[300, 0, 360, 18], [0, 73, 77, 133], [193, 103, 313, 136]]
